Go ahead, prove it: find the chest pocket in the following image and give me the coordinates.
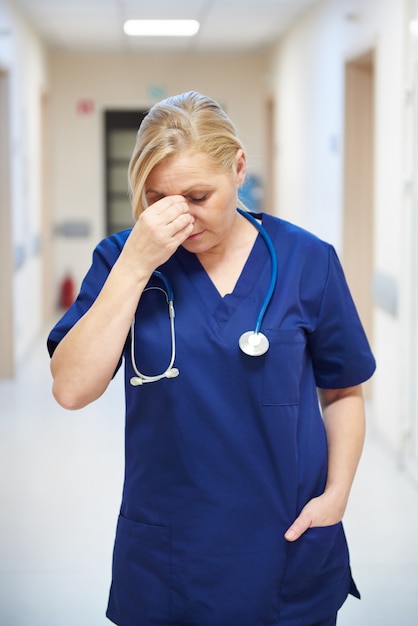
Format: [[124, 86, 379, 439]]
[[262, 328, 306, 406]]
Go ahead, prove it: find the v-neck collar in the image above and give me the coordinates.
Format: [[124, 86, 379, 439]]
[[175, 212, 277, 323]]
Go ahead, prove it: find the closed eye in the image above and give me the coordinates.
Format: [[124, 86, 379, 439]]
[[188, 195, 208, 203]]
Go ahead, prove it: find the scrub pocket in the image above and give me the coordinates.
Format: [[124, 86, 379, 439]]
[[262, 328, 306, 406], [280, 522, 352, 619], [106, 514, 171, 625]]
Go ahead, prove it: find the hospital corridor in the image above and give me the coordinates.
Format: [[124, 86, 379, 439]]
[[2, 0, 418, 624]]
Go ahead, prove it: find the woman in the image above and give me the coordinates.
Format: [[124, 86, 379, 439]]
[[48, 91, 375, 626]]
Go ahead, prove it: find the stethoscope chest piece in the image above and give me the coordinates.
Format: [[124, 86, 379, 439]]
[[239, 331, 269, 356]]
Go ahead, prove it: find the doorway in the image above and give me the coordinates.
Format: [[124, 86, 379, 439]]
[[105, 110, 147, 235], [0, 70, 14, 377], [342, 51, 375, 397]]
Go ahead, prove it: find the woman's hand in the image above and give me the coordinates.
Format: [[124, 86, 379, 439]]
[[284, 385, 366, 542], [120, 196, 195, 279], [284, 489, 346, 541], [50, 196, 195, 410]]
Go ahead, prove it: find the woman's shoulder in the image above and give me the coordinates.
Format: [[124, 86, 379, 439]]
[[262, 212, 328, 244], [261, 213, 333, 264], [98, 228, 132, 250], [93, 228, 132, 261]]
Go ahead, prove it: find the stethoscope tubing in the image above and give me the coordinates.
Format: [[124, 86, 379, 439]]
[[130, 208, 278, 384], [152, 269, 174, 301], [129, 277, 178, 385], [237, 208, 278, 334]]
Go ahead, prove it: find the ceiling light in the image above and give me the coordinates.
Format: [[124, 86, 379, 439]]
[[123, 19, 200, 37]]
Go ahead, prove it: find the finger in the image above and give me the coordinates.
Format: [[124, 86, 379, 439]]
[[137, 198, 190, 234], [170, 218, 195, 247], [151, 195, 190, 219], [167, 212, 195, 240], [284, 511, 313, 542]]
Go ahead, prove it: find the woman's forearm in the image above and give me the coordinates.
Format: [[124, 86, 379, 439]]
[[319, 385, 366, 518], [50, 260, 150, 410], [285, 385, 366, 541], [50, 197, 196, 410]]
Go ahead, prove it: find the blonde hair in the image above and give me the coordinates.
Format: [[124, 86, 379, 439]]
[[128, 91, 245, 220]]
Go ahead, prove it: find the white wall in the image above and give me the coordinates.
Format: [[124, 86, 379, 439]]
[[48, 52, 270, 293], [0, 1, 49, 365], [270, 0, 345, 248], [268, 0, 408, 455]]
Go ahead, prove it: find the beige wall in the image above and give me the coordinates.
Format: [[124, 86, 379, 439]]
[[48, 51, 271, 291]]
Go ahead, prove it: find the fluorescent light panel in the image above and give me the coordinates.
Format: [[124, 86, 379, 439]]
[[124, 19, 200, 37]]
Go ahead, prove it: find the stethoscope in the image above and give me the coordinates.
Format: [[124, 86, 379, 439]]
[[130, 208, 277, 386]]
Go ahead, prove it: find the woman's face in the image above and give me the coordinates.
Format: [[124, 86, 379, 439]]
[[144, 149, 246, 255]]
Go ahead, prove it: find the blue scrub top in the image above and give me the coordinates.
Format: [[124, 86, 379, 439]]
[[48, 212, 375, 626]]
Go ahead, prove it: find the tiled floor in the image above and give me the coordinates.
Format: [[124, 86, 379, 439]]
[[1, 330, 418, 625]]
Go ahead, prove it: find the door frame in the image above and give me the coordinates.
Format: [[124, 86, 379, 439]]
[[342, 50, 375, 399]]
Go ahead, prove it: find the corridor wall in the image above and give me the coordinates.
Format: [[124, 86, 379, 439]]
[[0, 1, 49, 369], [268, 0, 411, 463]]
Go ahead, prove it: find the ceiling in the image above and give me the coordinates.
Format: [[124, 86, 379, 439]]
[[10, 0, 320, 55]]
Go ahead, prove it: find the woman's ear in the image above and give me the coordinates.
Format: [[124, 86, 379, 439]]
[[235, 149, 246, 187]]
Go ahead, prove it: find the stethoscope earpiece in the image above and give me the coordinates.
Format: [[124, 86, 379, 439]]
[[130, 367, 179, 386]]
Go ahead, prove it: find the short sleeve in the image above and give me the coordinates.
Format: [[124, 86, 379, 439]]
[[307, 246, 376, 389], [47, 231, 129, 358]]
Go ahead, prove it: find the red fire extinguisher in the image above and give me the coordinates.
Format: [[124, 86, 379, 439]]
[[59, 273, 75, 309]]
